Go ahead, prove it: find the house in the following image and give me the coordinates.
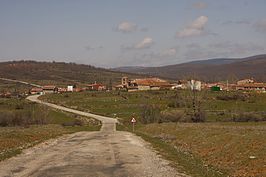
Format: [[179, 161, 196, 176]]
[[122, 77, 129, 87], [67, 85, 74, 92], [236, 79, 266, 91], [172, 80, 188, 90], [237, 79, 254, 85], [30, 87, 43, 95], [204, 81, 236, 91], [236, 83, 266, 91], [187, 80, 202, 91], [58, 87, 67, 93], [42, 85, 58, 94], [120, 77, 172, 91], [87, 82, 106, 91], [73, 87, 83, 92], [115, 84, 126, 91]]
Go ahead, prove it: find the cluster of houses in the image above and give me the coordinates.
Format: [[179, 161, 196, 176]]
[[28, 77, 266, 95], [203, 78, 266, 92], [115, 77, 173, 92], [117, 77, 266, 92], [29, 82, 107, 95]]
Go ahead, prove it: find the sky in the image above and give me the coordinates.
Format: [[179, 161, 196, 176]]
[[0, 0, 266, 68]]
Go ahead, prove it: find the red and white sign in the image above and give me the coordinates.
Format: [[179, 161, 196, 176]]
[[131, 117, 136, 123]]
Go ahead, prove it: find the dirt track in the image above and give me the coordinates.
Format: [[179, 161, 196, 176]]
[[0, 95, 188, 177]]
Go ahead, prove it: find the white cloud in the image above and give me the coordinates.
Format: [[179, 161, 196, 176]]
[[135, 37, 154, 49], [120, 37, 154, 50], [176, 16, 208, 38], [254, 19, 266, 32], [117, 21, 137, 33], [193, 2, 207, 9]]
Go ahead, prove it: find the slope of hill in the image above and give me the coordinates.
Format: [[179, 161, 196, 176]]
[[0, 61, 140, 86], [112, 54, 266, 82]]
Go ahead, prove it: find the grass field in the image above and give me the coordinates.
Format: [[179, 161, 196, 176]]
[[137, 122, 266, 177], [0, 98, 101, 161], [40, 90, 266, 123], [0, 80, 30, 94], [42, 90, 266, 177]]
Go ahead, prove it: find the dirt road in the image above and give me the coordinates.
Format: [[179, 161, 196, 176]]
[[0, 95, 188, 177]]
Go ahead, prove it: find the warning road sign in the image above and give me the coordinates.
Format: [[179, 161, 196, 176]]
[[131, 117, 136, 123]]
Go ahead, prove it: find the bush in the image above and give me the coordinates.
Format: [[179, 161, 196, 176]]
[[167, 100, 186, 108], [216, 93, 248, 101], [62, 118, 84, 127], [167, 93, 186, 108], [140, 104, 161, 124], [0, 112, 11, 126], [191, 111, 206, 122], [232, 112, 266, 122], [159, 110, 184, 123], [0, 105, 49, 127]]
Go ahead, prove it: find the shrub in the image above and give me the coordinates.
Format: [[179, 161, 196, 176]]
[[167, 93, 186, 108], [184, 110, 206, 123], [0, 112, 11, 126], [140, 104, 161, 124], [191, 110, 206, 122], [62, 118, 84, 127], [232, 112, 266, 122], [216, 93, 248, 101], [159, 110, 184, 123], [167, 100, 186, 108], [0, 104, 49, 127]]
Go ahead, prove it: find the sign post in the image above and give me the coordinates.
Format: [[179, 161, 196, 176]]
[[131, 117, 136, 132]]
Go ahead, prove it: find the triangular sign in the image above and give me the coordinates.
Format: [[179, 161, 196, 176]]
[[131, 117, 136, 123]]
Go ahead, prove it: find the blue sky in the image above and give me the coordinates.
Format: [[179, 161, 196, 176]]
[[0, 0, 266, 67]]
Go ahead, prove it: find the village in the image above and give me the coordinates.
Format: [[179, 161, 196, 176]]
[[1, 77, 266, 98], [27, 77, 266, 95]]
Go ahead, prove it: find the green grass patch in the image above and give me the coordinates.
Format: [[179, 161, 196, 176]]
[[40, 90, 266, 123]]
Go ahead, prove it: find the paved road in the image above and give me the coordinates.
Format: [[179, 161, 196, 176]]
[[0, 95, 188, 177]]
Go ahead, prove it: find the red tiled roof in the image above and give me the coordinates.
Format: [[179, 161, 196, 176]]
[[31, 87, 43, 92], [238, 83, 266, 88], [43, 85, 56, 90], [132, 78, 170, 86]]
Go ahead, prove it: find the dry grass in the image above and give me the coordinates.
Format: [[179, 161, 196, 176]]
[[139, 122, 266, 177], [0, 97, 101, 161], [0, 125, 70, 161]]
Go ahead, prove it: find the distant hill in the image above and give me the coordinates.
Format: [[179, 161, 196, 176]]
[[112, 54, 266, 82], [0, 61, 140, 86]]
